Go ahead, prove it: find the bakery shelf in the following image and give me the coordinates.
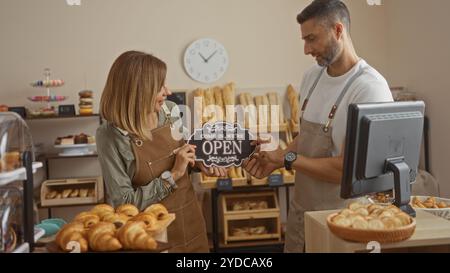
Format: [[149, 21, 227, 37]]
[[39, 153, 98, 160], [0, 162, 43, 186], [25, 114, 100, 121], [12, 243, 30, 253]]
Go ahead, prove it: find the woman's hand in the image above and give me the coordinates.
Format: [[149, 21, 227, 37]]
[[196, 162, 228, 177], [171, 144, 196, 181]]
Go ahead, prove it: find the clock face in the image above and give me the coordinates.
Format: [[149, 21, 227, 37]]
[[184, 38, 229, 83]]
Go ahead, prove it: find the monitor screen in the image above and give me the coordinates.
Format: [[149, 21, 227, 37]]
[[341, 101, 425, 215]]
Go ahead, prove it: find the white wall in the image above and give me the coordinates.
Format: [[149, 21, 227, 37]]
[[385, 0, 450, 197]]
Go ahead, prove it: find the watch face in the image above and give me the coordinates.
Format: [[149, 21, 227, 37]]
[[286, 152, 296, 162], [184, 38, 229, 83]]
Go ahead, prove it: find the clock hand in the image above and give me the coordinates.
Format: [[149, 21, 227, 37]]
[[198, 53, 208, 63], [205, 50, 218, 62]]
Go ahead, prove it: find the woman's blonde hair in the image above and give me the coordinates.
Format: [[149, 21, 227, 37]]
[[100, 51, 167, 140]]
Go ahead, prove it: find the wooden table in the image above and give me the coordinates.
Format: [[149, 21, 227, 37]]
[[305, 210, 450, 253]]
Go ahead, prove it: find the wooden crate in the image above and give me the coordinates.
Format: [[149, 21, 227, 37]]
[[221, 191, 281, 244], [40, 176, 104, 207]]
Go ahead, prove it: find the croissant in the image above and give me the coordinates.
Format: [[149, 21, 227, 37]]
[[117, 221, 157, 250], [100, 212, 130, 227], [130, 213, 160, 234], [88, 222, 122, 251], [73, 212, 100, 228], [90, 204, 114, 215], [116, 204, 139, 217], [56, 222, 88, 252], [144, 204, 169, 221]]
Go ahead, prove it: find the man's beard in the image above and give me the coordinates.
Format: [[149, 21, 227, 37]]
[[316, 38, 340, 67]]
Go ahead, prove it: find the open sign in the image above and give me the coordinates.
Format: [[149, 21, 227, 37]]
[[188, 122, 255, 168]]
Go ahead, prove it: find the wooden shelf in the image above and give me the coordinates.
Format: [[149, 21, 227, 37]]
[[39, 153, 98, 160], [218, 235, 284, 249], [25, 114, 100, 121]]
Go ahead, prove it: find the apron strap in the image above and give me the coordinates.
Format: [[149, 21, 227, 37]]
[[300, 67, 326, 122], [322, 67, 365, 133]]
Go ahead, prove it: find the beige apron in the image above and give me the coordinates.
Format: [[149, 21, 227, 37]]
[[129, 105, 209, 253], [284, 67, 364, 253]]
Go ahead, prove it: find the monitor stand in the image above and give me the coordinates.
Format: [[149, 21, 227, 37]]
[[386, 158, 416, 217]]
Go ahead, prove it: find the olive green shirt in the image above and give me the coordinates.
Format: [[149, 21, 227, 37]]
[[96, 101, 185, 211]]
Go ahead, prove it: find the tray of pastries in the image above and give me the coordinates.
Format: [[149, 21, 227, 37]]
[[327, 202, 416, 243], [411, 196, 450, 220], [47, 203, 175, 253]]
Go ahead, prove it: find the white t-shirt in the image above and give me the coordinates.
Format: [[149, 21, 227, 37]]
[[299, 59, 393, 156]]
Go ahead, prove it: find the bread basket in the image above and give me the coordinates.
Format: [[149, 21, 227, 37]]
[[327, 213, 416, 244], [412, 196, 450, 221]]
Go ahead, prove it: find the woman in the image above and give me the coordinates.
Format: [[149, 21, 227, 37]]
[[96, 51, 225, 252]]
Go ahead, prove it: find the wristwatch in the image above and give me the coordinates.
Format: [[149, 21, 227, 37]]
[[161, 171, 178, 190], [284, 152, 297, 171]]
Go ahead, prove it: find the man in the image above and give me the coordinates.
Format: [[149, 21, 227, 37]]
[[243, 0, 393, 253]]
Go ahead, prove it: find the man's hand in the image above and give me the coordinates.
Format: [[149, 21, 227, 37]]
[[242, 138, 285, 179], [196, 162, 228, 177]]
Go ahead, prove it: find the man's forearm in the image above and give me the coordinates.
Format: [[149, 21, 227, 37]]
[[292, 155, 344, 184]]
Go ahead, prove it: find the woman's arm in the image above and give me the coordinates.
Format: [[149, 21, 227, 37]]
[[96, 128, 172, 210]]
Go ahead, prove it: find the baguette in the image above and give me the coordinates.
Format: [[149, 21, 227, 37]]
[[287, 85, 300, 132], [222, 82, 236, 123], [193, 88, 205, 127], [213, 86, 224, 121]]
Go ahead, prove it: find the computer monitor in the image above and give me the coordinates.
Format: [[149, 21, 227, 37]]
[[341, 101, 425, 217]]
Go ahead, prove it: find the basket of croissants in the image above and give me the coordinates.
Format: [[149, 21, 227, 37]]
[[51, 203, 175, 252], [327, 202, 416, 244]]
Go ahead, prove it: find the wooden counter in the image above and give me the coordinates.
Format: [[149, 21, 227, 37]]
[[305, 210, 450, 253]]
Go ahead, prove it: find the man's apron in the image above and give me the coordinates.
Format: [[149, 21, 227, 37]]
[[284, 67, 364, 252], [129, 105, 209, 253]]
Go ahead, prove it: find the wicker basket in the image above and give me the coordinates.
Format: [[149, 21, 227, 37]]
[[327, 213, 416, 244]]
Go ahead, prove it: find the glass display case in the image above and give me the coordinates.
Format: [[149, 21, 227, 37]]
[[0, 112, 34, 173], [0, 112, 42, 253]]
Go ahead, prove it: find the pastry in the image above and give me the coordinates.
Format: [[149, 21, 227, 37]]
[[130, 213, 160, 235], [116, 204, 139, 217], [79, 188, 88, 198], [55, 193, 62, 199], [87, 222, 122, 252], [70, 189, 79, 198], [79, 108, 93, 116], [117, 221, 157, 250], [287, 85, 300, 132], [232, 227, 250, 237], [62, 189, 72, 198], [74, 133, 88, 144], [73, 212, 100, 228], [55, 222, 88, 252], [222, 82, 236, 123], [87, 188, 96, 197], [46, 190, 58, 199], [144, 203, 169, 221], [1, 151, 21, 171], [101, 212, 130, 227], [79, 90, 93, 98], [90, 204, 115, 216]]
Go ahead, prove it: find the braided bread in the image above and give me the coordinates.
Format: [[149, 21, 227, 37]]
[[56, 222, 88, 252], [117, 221, 157, 250], [87, 222, 122, 251]]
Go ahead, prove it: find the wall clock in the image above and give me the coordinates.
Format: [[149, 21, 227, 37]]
[[183, 38, 229, 83]]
